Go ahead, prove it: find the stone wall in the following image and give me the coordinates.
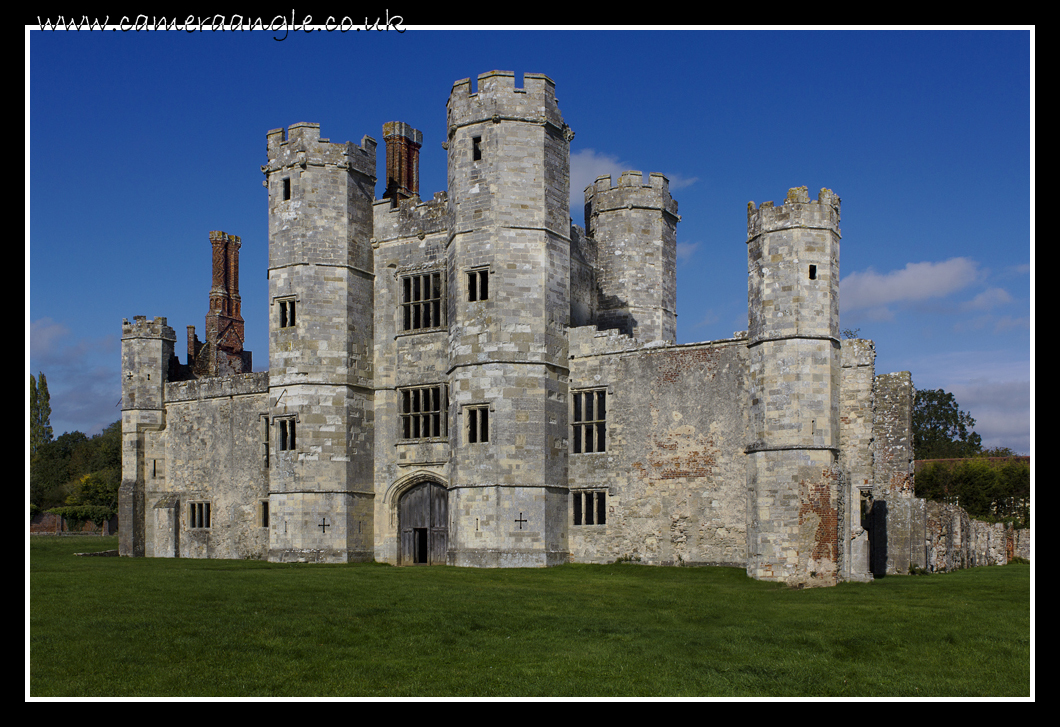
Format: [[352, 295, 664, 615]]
[[568, 335, 748, 567]]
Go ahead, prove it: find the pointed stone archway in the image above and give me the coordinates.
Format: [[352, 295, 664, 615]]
[[398, 480, 448, 565]]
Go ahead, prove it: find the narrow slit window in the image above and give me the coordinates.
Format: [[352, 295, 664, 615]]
[[279, 419, 296, 451], [467, 405, 489, 444], [809, 264, 817, 280], [261, 500, 270, 528], [282, 177, 291, 201], [472, 136, 482, 161]]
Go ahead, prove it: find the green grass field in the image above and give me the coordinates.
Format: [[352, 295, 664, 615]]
[[29, 536, 1031, 697]]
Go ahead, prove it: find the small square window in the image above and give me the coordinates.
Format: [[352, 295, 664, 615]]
[[189, 501, 211, 529], [573, 491, 606, 526]]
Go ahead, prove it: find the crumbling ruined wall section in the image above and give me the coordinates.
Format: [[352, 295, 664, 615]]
[[872, 371, 914, 498], [568, 334, 748, 567], [840, 339, 876, 581]]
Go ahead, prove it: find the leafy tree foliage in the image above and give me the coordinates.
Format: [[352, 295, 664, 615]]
[[30, 420, 121, 517], [915, 457, 1030, 528], [30, 373, 53, 455], [912, 388, 982, 460]]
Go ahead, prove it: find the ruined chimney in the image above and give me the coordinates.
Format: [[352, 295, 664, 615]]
[[202, 231, 249, 377], [382, 121, 422, 205]]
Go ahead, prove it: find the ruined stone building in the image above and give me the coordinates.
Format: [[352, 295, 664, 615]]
[[119, 71, 917, 587]]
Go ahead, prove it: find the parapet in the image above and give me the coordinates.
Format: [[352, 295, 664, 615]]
[[122, 316, 176, 341], [446, 71, 564, 136], [372, 191, 451, 245], [585, 171, 679, 220], [264, 122, 377, 180], [747, 186, 841, 240]]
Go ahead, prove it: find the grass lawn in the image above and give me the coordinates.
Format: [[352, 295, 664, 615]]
[[29, 536, 1031, 697]]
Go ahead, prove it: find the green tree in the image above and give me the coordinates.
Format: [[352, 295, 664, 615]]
[[30, 373, 53, 454], [912, 388, 982, 460]]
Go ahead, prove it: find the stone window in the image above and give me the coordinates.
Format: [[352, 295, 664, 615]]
[[278, 299, 296, 328], [472, 136, 482, 161], [189, 501, 211, 529], [400, 385, 448, 439], [809, 264, 817, 280], [401, 271, 443, 331], [282, 177, 291, 201], [572, 389, 606, 453], [572, 491, 607, 526], [278, 418, 297, 451], [467, 268, 489, 302], [260, 499, 270, 528], [466, 404, 489, 444]]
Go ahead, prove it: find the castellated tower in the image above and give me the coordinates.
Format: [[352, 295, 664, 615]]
[[118, 316, 177, 557], [746, 186, 842, 587], [444, 71, 574, 566], [261, 122, 378, 563], [585, 171, 679, 344]]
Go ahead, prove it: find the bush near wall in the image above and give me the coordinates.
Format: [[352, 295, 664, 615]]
[[914, 457, 1029, 528]]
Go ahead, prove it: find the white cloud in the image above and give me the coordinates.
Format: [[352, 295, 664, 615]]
[[960, 287, 1012, 312], [841, 257, 981, 312], [676, 242, 699, 262]]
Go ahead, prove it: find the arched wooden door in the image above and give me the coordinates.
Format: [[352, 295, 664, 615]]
[[399, 481, 448, 565]]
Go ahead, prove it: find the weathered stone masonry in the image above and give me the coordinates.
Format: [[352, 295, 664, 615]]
[[120, 71, 953, 586]]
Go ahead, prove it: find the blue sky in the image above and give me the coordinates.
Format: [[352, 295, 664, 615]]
[[27, 26, 1033, 454]]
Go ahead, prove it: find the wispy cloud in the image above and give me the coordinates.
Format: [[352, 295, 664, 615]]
[[960, 287, 1012, 312], [676, 242, 699, 262], [569, 149, 695, 215], [841, 257, 982, 318]]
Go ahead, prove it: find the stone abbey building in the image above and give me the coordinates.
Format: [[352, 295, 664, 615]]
[[119, 71, 915, 586]]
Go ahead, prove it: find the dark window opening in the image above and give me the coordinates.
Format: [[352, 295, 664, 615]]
[[279, 419, 296, 451], [809, 264, 817, 280], [468, 269, 489, 302], [401, 385, 447, 439], [573, 492, 606, 526], [472, 136, 482, 161], [572, 389, 606, 453], [282, 177, 291, 201], [402, 272, 443, 331], [189, 502, 211, 529], [261, 500, 269, 528], [468, 406, 489, 444], [279, 300, 296, 328]]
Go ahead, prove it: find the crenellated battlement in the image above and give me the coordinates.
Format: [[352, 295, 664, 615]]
[[264, 122, 376, 179], [747, 186, 841, 240], [446, 70, 564, 136], [122, 316, 176, 341], [585, 172, 679, 222]]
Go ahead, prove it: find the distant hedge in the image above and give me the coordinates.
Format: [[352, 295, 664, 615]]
[[914, 458, 1030, 528], [45, 505, 116, 527]]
